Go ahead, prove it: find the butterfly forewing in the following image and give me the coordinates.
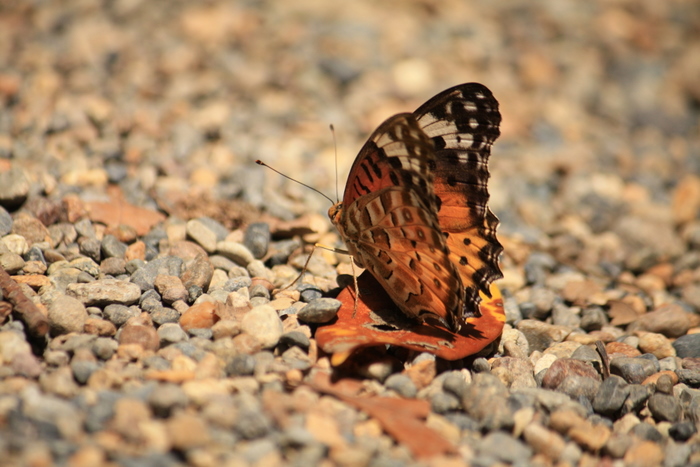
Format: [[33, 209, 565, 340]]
[[414, 83, 504, 318], [331, 114, 464, 330]]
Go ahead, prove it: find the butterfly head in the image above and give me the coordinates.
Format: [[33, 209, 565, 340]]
[[328, 202, 343, 226]]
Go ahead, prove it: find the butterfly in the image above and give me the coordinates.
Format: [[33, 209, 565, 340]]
[[328, 83, 503, 332]]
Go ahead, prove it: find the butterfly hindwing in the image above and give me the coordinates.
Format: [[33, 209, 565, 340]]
[[414, 83, 503, 318]]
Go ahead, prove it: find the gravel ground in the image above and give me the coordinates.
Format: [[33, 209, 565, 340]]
[[1, 1, 700, 466]]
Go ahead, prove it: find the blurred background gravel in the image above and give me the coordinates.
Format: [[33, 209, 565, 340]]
[[1, 0, 700, 465]]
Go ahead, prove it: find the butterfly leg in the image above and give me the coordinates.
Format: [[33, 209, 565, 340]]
[[284, 243, 354, 291], [349, 259, 359, 318]]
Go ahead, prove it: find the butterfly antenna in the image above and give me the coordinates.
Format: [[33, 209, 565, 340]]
[[255, 160, 334, 205], [330, 124, 339, 203]]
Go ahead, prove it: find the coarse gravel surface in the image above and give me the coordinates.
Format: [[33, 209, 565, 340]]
[[1, 1, 700, 466]]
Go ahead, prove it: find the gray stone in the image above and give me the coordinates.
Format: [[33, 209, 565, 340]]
[[74, 219, 96, 238], [516, 319, 570, 353], [71, 359, 100, 384], [69, 257, 100, 277], [148, 383, 188, 417], [592, 375, 628, 417], [478, 431, 533, 465], [151, 307, 180, 326], [157, 323, 188, 346], [223, 276, 253, 292], [630, 422, 663, 443], [226, 354, 256, 376], [529, 286, 557, 318], [130, 256, 184, 291], [579, 306, 607, 331], [104, 304, 139, 327], [101, 234, 127, 258], [385, 373, 418, 398], [431, 391, 460, 414], [216, 241, 255, 266], [648, 392, 681, 422], [443, 372, 469, 398], [92, 337, 118, 360], [66, 279, 141, 306], [249, 284, 270, 300], [672, 333, 700, 358], [0, 205, 12, 236], [462, 373, 514, 431], [234, 406, 271, 440], [243, 222, 270, 259], [278, 331, 310, 352], [610, 356, 659, 384], [298, 298, 341, 324], [677, 369, 700, 386], [668, 422, 697, 442], [281, 346, 313, 371], [78, 237, 101, 262], [297, 284, 323, 303], [139, 289, 162, 312]]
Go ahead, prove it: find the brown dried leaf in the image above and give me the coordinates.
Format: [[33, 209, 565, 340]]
[[309, 372, 456, 458], [315, 272, 505, 365]]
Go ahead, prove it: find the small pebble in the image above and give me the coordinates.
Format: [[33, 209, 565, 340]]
[[385, 373, 418, 398], [243, 222, 270, 259], [241, 305, 283, 349], [66, 279, 141, 306], [158, 323, 188, 345], [48, 295, 87, 335], [298, 298, 341, 324]]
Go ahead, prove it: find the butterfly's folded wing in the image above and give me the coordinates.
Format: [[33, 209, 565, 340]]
[[347, 187, 465, 330], [335, 114, 464, 330], [414, 83, 503, 317]]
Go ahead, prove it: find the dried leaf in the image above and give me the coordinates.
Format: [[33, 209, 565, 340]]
[[309, 372, 456, 458], [85, 185, 165, 236], [316, 272, 504, 364]]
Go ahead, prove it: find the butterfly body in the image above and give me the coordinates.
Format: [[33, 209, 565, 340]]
[[329, 83, 503, 332]]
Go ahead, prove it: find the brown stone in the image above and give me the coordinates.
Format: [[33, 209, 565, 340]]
[[641, 370, 679, 386], [562, 279, 604, 305], [105, 224, 138, 243], [180, 254, 214, 290], [404, 359, 437, 390], [636, 332, 675, 359], [672, 174, 700, 225], [568, 420, 611, 451], [11, 212, 52, 247], [607, 300, 641, 326], [11, 274, 51, 289], [627, 303, 700, 337], [166, 412, 211, 450], [606, 341, 642, 358], [119, 323, 159, 352], [623, 440, 664, 467], [84, 318, 117, 337], [542, 359, 601, 388], [154, 275, 188, 303], [125, 241, 146, 261], [180, 302, 220, 330]]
